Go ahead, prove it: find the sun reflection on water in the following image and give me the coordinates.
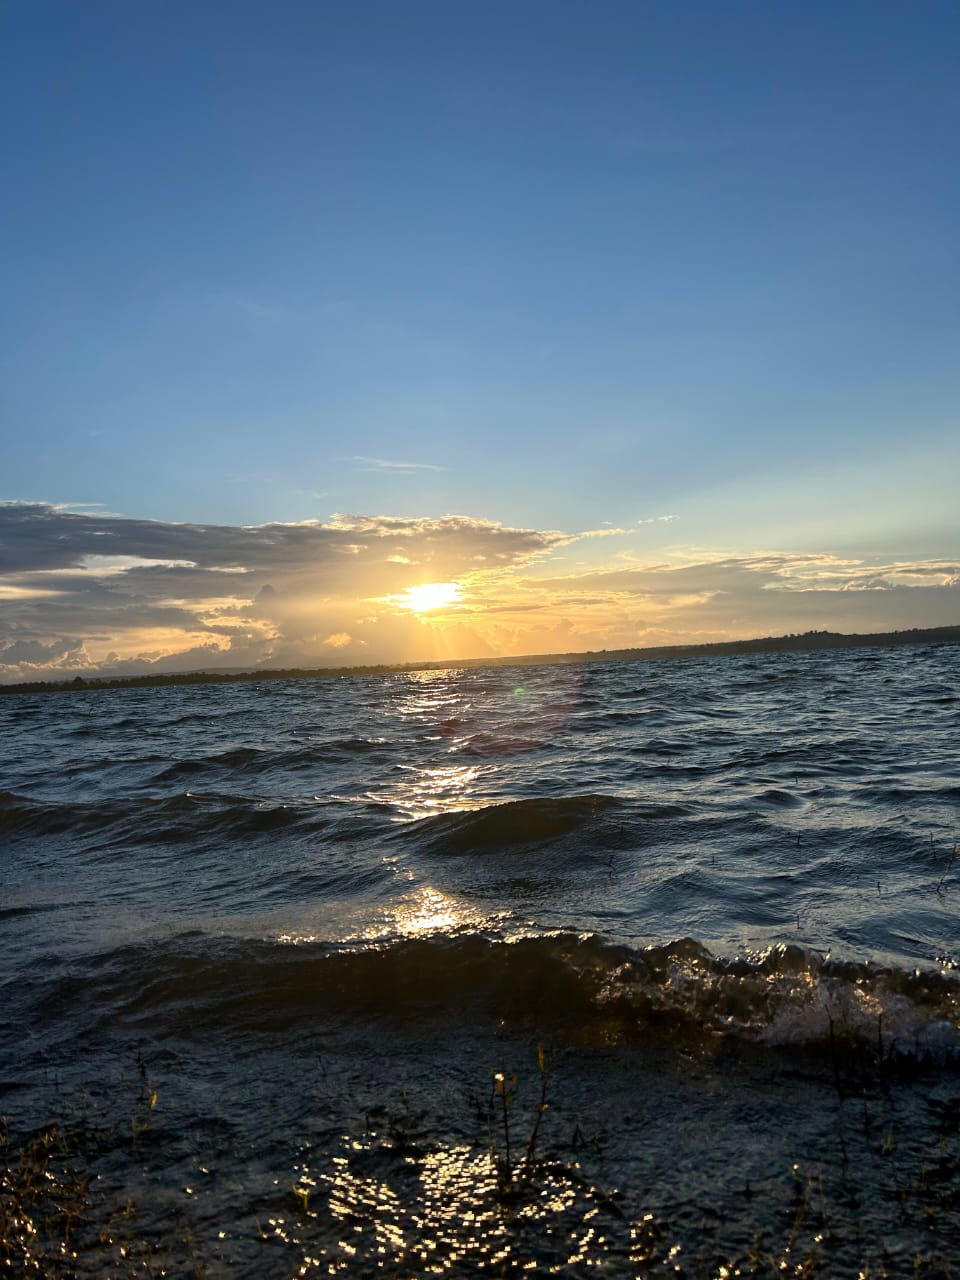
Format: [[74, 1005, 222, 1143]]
[[273, 886, 483, 948], [273, 1127, 635, 1275], [385, 662, 584, 770], [388, 763, 483, 820], [360, 884, 509, 943], [386, 886, 468, 937]]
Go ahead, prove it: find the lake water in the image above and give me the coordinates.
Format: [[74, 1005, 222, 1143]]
[[2, 643, 959, 1276]]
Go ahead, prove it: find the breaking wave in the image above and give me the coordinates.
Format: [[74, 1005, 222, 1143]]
[[23, 930, 960, 1061]]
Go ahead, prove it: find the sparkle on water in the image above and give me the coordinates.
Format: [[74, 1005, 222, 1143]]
[[274, 1128, 638, 1275]]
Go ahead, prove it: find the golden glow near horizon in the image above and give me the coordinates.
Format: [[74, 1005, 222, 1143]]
[[397, 581, 463, 613], [5, 497, 959, 683]]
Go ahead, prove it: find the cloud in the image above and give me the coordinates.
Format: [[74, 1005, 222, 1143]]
[[0, 503, 563, 577], [0, 502, 956, 683], [0, 637, 86, 668], [345, 456, 446, 473], [203, 291, 289, 324], [513, 552, 960, 647], [0, 503, 572, 680]]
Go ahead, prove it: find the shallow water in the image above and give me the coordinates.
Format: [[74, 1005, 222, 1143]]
[[2, 643, 959, 1275]]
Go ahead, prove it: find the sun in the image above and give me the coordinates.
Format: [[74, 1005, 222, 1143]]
[[399, 581, 463, 613]]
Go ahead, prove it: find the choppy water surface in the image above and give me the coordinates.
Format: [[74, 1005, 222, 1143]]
[[2, 643, 960, 1276]]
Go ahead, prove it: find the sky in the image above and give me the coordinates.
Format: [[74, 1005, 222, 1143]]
[[1, 1, 958, 681]]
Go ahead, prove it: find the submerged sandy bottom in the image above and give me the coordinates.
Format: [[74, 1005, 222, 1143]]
[[5, 1009, 960, 1278]]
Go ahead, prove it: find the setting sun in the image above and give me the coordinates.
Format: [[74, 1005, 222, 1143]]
[[399, 581, 463, 613]]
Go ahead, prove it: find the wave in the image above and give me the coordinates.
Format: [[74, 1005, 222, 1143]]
[[149, 738, 394, 784], [0, 788, 321, 842], [25, 930, 960, 1062], [0, 789, 123, 837], [403, 794, 625, 853]]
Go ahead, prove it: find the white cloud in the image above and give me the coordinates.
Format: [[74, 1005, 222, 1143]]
[[345, 456, 446, 473]]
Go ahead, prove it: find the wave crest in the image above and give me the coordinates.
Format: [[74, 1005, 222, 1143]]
[[36, 931, 960, 1060]]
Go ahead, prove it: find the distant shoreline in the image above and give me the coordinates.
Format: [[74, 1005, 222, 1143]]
[[2, 624, 959, 696]]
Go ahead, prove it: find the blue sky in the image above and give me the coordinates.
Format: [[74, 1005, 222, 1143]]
[[1, 2, 958, 677]]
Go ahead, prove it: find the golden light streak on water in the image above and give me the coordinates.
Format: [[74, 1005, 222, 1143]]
[[388, 887, 468, 937], [388, 763, 482, 820], [274, 1131, 645, 1274]]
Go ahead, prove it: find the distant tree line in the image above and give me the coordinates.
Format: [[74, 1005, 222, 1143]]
[[2, 624, 958, 696]]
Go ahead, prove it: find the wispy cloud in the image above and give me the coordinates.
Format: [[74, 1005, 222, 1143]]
[[203, 290, 289, 323], [346, 456, 446, 474]]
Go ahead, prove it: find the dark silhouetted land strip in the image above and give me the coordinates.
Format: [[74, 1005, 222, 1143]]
[[2, 625, 959, 695]]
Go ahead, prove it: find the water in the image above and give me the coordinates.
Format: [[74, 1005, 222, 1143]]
[[2, 643, 959, 1276]]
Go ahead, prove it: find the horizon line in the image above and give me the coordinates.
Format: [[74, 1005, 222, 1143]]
[[3, 623, 959, 695]]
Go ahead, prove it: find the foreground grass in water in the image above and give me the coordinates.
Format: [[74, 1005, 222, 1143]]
[[3, 1047, 960, 1278]]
